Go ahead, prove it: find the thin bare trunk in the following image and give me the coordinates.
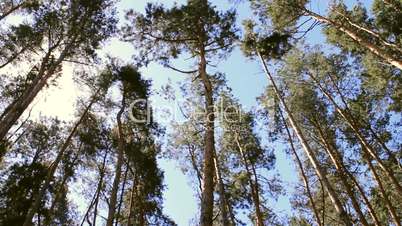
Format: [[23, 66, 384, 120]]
[[279, 109, 322, 226], [367, 157, 401, 226], [23, 91, 98, 226], [0, 46, 29, 69], [92, 151, 109, 226], [106, 87, 127, 226], [333, 10, 402, 53], [257, 52, 353, 226]]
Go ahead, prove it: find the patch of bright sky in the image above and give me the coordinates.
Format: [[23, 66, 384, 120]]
[[0, 0, 373, 225]]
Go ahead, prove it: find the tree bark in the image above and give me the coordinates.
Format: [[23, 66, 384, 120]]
[[127, 177, 136, 226], [257, 52, 353, 226], [106, 87, 126, 226], [199, 47, 216, 226], [279, 109, 322, 226]]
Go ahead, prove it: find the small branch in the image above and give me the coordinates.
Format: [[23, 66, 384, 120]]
[[164, 64, 197, 74]]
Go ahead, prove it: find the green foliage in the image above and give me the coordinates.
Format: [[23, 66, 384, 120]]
[[249, 0, 309, 31], [123, 0, 238, 66], [241, 20, 292, 60]]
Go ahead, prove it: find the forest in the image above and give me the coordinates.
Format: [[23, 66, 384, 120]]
[[0, 0, 401, 225]]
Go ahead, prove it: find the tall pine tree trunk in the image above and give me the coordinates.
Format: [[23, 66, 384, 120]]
[[92, 151, 109, 226], [257, 52, 353, 226], [106, 87, 126, 226], [327, 73, 400, 170], [235, 135, 264, 226], [199, 48, 216, 226], [114, 165, 129, 226], [279, 109, 322, 226]]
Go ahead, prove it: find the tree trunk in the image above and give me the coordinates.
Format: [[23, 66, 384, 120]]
[[47, 151, 80, 224], [0, 44, 72, 142], [279, 109, 322, 226], [92, 151, 108, 226], [366, 156, 401, 226], [304, 9, 402, 70], [257, 52, 353, 226], [327, 73, 400, 170], [235, 135, 264, 226], [308, 73, 402, 194], [23, 90, 98, 226], [106, 87, 127, 226], [114, 165, 129, 226], [188, 145, 203, 194], [314, 122, 370, 226], [213, 152, 231, 226], [127, 177, 136, 226], [199, 48, 216, 226]]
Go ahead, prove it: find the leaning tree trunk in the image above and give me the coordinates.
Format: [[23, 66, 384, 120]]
[[106, 87, 127, 226], [199, 47, 216, 226], [308, 73, 402, 194], [0, 42, 74, 142], [257, 52, 353, 226], [304, 8, 402, 70], [23, 89, 98, 226], [279, 109, 323, 226], [314, 122, 369, 226], [327, 73, 401, 170]]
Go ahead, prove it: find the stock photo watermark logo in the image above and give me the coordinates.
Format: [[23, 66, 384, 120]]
[[128, 98, 245, 124], [128, 98, 275, 131]]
